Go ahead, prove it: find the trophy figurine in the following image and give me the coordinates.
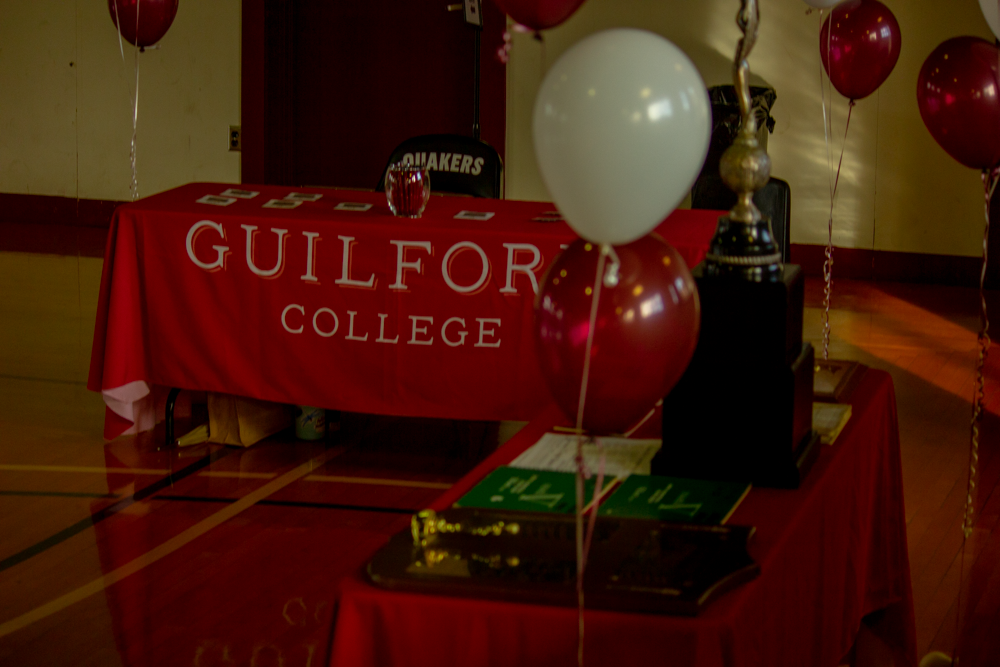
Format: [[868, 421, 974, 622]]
[[703, 0, 783, 281], [653, 0, 818, 489]]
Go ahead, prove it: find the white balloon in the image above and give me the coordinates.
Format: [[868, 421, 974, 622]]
[[532, 29, 711, 246], [980, 0, 1000, 41], [802, 0, 841, 8]]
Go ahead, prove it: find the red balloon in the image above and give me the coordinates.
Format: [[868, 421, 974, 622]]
[[108, 0, 179, 48], [820, 0, 901, 101], [534, 235, 700, 435], [917, 37, 1000, 170], [495, 0, 586, 31]]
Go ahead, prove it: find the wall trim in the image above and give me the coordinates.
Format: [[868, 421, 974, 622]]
[[790, 243, 994, 288], [0, 192, 995, 287], [0, 193, 122, 257]]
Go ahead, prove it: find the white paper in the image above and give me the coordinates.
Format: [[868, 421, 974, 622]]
[[334, 202, 373, 211], [285, 192, 322, 201], [509, 432, 661, 479], [454, 210, 495, 220], [196, 195, 237, 206], [220, 188, 259, 199], [262, 198, 301, 209]]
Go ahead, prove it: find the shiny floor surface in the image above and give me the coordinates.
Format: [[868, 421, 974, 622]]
[[1, 250, 999, 665]]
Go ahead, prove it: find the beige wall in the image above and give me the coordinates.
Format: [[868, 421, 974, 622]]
[[1, 0, 994, 255], [0, 0, 241, 201], [505, 0, 996, 256]]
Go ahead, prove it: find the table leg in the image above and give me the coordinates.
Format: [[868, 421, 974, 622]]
[[164, 387, 182, 448]]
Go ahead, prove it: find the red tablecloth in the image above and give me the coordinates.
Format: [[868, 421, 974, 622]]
[[329, 368, 917, 667], [87, 183, 720, 439]]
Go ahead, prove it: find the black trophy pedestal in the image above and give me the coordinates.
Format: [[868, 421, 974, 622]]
[[652, 263, 817, 489]]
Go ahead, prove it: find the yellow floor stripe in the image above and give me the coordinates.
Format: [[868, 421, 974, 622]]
[[303, 474, 452, 490], [0, 465, 170, 475], [0, 447, 344, 639], [198, 471, 277, 479], [0, 466, 452, 489]]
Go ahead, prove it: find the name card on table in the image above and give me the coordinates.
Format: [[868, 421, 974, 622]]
[[335, 202, 373, 211], [221, 188, 260, 199], [454, 210, 495, 221], [196, 195, 237, 206], [285, 192, 323, 202], [263, 199, 302, 209]]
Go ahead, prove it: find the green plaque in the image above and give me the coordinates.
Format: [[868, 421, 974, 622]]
[[454, 466, 603, 514], [598, 475, 750, 524]]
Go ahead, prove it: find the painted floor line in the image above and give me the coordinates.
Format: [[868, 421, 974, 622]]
[[0, 490, 119, 499], [156, 494, 417, 514], [0, 464, 171, 475], [198, 471, 277, 479], [2, 466, 451, 489], [0, 446, 345, 639], [303, 474, 452, 489], [0, 449, 229, 573]]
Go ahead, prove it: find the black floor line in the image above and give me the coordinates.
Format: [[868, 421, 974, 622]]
[[155, 494, 417, 514], [0, 447, 232, 572], [0, 490, 119, 499]]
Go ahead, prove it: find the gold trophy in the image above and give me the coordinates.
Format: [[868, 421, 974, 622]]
[[705, 0, 782, 280], [654, 0, 818, 488]]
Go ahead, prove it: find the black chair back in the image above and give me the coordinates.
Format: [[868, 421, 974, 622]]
[[376, 134, 503, 199]]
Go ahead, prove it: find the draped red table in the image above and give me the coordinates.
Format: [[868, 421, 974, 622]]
[[87, 183, 720, 440], [329, 368, 917, 667]]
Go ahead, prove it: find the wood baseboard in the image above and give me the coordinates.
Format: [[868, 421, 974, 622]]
[[0, 192, 995, 288], [0, 193, 121, 257], [790, 243, 995, 289]]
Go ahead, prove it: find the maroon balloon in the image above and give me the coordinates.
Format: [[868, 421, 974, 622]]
[[534, 235, 700, 435], [495, 0, 587, 31], [820, 0, 901, 101], [108, 0, 179, 48], [917, 37, 1000, 170]]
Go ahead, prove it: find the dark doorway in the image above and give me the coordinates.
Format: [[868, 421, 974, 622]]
[[242, 0, 507, 190]]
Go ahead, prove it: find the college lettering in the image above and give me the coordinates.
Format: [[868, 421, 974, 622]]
[[401, 152, 485, 175], [186, 220, 544, 349]]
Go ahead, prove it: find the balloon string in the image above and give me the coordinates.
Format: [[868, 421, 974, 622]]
[[822, 99, 855, 361], [130, 30, 140, 201], [965, 168, 996, 537], [574, 441, 585, 667], [131, 0, 140, 201], [819, 7, 834, 361], [955, 167, 998, 664], [572, 244, 610, 667], [111, 0, 140, 202], [820, 9, 835, 197], [581, 440, 606, 567]]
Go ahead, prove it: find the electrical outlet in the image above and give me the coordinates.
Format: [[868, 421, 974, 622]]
[[229, 125, 241, 152], [464, 0, 482, 26]]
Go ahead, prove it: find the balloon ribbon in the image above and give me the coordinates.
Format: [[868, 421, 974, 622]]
[[111, 0, 142, 201], [954, 166, 998, 663], [818, 9, 856, 360], [572, 243, 619, 667], [821, 98, 855, 361]]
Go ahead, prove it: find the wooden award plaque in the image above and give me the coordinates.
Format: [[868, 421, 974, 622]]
[[367, 508, 759, 616], [813, 360, 866, 403]]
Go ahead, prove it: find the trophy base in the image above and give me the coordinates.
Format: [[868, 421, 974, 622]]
[[654, 261, 815, 489], [654, 342, 817, 489], [703, 215, 783, 282], [692, 262, 804, 368]]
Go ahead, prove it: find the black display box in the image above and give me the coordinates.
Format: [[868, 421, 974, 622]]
[[652, 263, 817, 489]]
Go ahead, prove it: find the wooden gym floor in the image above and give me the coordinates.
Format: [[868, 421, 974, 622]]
[[0, 249, 998, 665]]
